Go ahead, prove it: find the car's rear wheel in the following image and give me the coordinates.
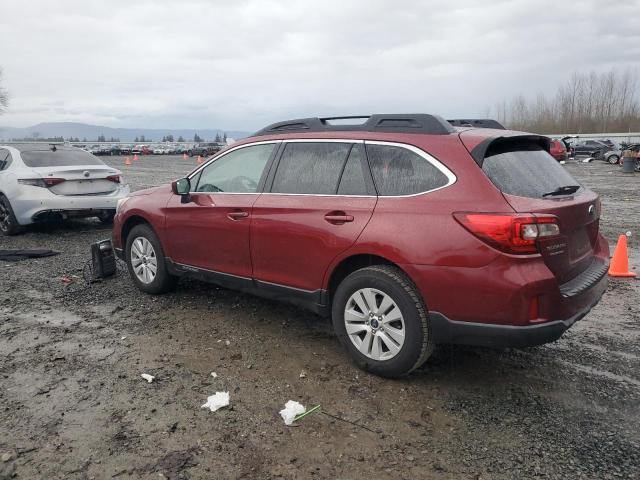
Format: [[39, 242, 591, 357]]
[[608, 154, 620, 164], [0, 195, 23, 236], [332, 265, 433, 378], [125, 224, 177, 294]]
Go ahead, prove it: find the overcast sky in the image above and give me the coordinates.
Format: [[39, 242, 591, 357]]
[[0, 0, 638, 131]]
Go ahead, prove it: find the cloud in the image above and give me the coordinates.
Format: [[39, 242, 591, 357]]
[[0, 0, 638, 129]]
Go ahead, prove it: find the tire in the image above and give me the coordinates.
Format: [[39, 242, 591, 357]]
[[607, 155, 620, 165], [97, 211, 115, 225], [332, 265, 434, 378], [0, 195, 23, 236], [125, 223, 178, 294]]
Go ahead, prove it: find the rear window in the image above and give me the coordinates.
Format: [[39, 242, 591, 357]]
[[20, 148, 104, 167], [483, 146, 582, 198]]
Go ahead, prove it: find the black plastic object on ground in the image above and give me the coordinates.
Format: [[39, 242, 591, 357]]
[[90, 239, 116, 279], [0, 249, 60, 262]]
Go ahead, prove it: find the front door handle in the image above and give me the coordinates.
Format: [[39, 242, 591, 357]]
[[324, 211, 354, 225], [227, 210, 249, 220]]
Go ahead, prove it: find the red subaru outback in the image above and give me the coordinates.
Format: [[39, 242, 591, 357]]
[[112, 115, 609, 377]]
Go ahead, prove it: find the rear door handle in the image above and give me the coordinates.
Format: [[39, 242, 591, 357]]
[[324, 212, 354, 224], [227, 210, 249, 220]]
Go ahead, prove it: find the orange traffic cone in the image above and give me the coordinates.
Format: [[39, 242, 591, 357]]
[[133, 153, 139, 161], [183, 153, 187, 160], [608, 234, 636, 277], [197, 155, 203, 164], [124, 156, 132, 166]]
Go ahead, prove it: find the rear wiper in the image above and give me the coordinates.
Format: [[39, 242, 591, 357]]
[[542, 185, 580, 197]]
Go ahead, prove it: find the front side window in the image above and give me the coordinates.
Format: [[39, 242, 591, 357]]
[[194, 143, 275, 193], [366, 144, 449, 196], [271, 142, 351, 194]]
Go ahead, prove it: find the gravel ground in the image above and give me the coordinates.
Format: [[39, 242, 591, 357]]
[[1, 155, 639, 480]]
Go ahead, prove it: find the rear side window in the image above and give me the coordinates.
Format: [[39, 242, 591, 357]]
[[20, 148, 104, 167], [482, 146, 582, 198], [271, 142, 351, 194], [337, 146, 368, 195], [366, 144, 449, 196]]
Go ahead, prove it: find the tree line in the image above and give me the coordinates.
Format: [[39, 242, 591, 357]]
[[490, 68, 640, 134]]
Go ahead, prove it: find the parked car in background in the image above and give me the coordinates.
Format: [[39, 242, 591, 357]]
[[0, 143, 130, 234], [189, 142, 222, 157], [112, 114, 609, 378], [549, 139, 568, 161], [132, 145, 153, 155], [118, 145, 132, 156], [572, 140, 611, 160]]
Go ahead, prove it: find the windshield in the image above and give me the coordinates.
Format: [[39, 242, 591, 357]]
[[482, 146, 583, 198], [20, 148, 105, 167]]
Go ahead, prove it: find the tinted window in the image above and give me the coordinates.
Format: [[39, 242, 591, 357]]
[[337, 146, 368, 195], [272, 142, 351, 194], [366, 144, 449, 196], [20, 148, 104, 167], [483, 146, 582, 198], [0, 149, 9, 170], [195, 143, 275, 193]]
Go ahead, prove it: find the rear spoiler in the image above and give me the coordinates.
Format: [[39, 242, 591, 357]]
[[469, 134, 551, 167], [448, 119, 506, 130]]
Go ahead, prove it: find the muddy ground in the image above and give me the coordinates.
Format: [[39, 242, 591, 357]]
[[1, 155, 639, 480]]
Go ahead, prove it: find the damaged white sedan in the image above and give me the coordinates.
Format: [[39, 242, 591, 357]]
[[0, 143, 130, 235]]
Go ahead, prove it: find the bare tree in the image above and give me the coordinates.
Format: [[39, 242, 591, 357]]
[[0, 67, 8, 115], [492, 68, 640, 134]]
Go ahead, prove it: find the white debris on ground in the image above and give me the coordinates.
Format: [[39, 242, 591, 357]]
[[224, 340, 231, 346], [299, 370, 307, 378], [210, 372, 218, 378], [141, 373, 155, 383], [280, 400, 306, 425], [201, 392, 230, 412]]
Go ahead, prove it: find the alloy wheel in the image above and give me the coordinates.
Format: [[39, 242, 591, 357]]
[[344, 287, 406, 361], [130, 237, 158, 284]]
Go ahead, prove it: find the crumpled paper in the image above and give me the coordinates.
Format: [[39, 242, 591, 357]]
[[201, 392, 230, 412], [279, 400, 306, 425], [141, 373, 155, 383]]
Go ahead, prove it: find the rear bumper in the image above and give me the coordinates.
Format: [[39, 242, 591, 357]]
[[13, 185, 130, 225], [427, 261, 608, 348]]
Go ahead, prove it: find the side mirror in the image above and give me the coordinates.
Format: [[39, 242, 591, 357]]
[[172, 177, 192, 203], [172, 177, 191, 195]]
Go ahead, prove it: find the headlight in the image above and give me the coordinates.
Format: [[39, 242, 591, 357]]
[[116, 197, 130, 214]]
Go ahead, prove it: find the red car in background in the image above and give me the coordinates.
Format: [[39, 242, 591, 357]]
[[112, 114, 609, 377], [549, 139, 568, 161]]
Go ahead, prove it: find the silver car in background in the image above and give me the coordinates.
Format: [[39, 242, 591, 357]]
[[0, 143, 130, 235]]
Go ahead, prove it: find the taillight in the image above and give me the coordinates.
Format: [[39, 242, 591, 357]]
[[106, 175, 121, 183], [18, 178, 65, 188], [453, 213, 560, 254]]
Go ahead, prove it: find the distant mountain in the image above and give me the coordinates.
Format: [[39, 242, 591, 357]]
[[0, 122, 250, 142]]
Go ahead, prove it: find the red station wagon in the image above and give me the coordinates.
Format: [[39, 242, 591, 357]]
[[112, 114, 609, 377]]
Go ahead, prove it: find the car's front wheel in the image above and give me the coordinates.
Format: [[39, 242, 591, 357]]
[[125, 224, 177, 294], [608, 154, 620, 164], [332, 265, 433, 378], [0, 195, 23, 236]]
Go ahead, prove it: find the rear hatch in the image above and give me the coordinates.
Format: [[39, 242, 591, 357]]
[[20, 146, 120, 196], [465, 134, 601, 284]]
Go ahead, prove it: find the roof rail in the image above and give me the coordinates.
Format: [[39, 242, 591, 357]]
[[447, 119, 506, 130], [253, 114, 455, 137]]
